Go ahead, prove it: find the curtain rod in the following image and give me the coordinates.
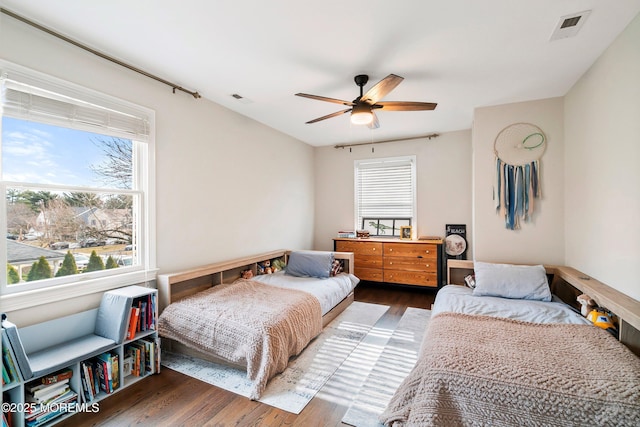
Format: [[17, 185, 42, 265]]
[[334, 133, 439, 149], [1, 7, 201, 99]]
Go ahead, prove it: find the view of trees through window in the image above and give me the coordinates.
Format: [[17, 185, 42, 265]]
[[3, 117, 139, 285]]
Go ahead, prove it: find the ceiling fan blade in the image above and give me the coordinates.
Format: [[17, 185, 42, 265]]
[[305, 108, 352, 124], [360, 74, 404, 104], [376, 101, 437, 111], [295, 93, 354, 106], [367, 111, 380, 130]]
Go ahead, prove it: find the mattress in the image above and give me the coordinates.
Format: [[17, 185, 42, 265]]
[[249, 271, 359, 315], [432, 284, 591, 325]]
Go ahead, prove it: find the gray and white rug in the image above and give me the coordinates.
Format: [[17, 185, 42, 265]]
[[340, 307, 431, 427], [161, 301, 390, 414]]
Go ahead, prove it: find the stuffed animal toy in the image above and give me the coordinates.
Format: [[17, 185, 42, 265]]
[[576, 294, 596, 317], [258, 260, 271, 274], [272, 258, 286, 272], [241, 269, 253, 279]]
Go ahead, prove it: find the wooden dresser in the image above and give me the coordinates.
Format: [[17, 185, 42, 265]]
[[334, 238, 444, 288]]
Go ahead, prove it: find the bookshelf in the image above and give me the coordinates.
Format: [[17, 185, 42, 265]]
[[1, 285, 159, 427]]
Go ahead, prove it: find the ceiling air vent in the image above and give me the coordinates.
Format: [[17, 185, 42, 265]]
[[231, 93, 253, 104], [550, 10, 591, 41]]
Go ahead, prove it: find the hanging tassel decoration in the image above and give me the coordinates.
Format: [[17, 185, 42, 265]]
[[494, 157, 541, 230]]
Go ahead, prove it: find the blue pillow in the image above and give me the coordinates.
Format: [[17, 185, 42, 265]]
[[286, 251, 334, 279], [472, 261, 551, 301]]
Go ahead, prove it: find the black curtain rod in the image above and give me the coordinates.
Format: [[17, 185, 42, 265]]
[[1, 7, 201, 99]]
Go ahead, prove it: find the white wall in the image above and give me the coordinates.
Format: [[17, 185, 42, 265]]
[[313, 130, 472, 253], [1, 15, 315, 323], [564, 13, 640, 301], [472, 97, 565, 265]]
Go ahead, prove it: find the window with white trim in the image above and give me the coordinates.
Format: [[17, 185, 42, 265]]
[[354, 156, 416, 237], [1, 61, 155, 308]]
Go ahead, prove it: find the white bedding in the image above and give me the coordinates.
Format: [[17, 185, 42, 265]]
[[433, 284, 591, 325], [250, 271, 359, 315]]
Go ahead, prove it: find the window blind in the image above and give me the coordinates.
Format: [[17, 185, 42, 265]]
[[1, 72, 150, 141], [355, 156, 416, 227]]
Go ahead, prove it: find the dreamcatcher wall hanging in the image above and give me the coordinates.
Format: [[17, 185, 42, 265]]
[[493, 123, 546, 230]]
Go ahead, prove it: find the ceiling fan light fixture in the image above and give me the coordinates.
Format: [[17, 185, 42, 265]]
[[351, 104, 373, 125]]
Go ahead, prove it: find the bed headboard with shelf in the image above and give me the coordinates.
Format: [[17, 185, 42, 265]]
[[157, 250, 354, 314], [447, 259, 640, 356]]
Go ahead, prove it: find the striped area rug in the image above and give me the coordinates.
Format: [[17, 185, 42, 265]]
[[340, 307, 431, 427]]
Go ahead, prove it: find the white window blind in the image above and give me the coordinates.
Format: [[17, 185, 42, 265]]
[[355, 156, 416, 229], [1, 66, 150, 141]]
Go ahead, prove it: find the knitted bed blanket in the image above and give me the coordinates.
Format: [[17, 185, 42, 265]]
[[158, 279, 322, 399], [380, 312, 640, 427]]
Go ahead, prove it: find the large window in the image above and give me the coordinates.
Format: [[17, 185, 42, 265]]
[[1, 61, 155, 309], [354, 156, 416, 237]]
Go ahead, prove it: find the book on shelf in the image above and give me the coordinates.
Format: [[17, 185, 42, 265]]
[[25, 384, 70, 404], [26, 378, 70, 399], [96, 351, 119, 393], [39, 367, 73, 385], [80, 361, 95, 402], [25, 389, 77, 426], [2, 332, 20, 385], [126, 307, 140, 340], [139, 300, 147, 333], [124, 340, 150, 377], [1, 316, 32, 380]]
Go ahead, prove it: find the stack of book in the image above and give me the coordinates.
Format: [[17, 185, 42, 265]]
[[337, 230, 356, 238], [125, 294, 157, 341], [79, 351, 119, 402], [124, 338, 158, 378], [24, 369, 77, 427]]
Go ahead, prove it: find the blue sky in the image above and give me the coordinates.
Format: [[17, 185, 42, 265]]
[[2, 117, 124, 189]]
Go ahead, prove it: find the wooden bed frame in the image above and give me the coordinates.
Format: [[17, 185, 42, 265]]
[[447, 260, 640, 356], [156, 249, 356, 366]]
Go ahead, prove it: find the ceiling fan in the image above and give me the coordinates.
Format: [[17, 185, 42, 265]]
[[295, 74, 437, 129]]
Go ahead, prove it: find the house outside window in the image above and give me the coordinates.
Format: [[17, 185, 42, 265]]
[[1, 61, 156, 310], [354, 156, 416, 237]]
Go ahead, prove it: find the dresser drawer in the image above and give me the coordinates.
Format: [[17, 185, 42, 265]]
[[336, 240, 383, 256], [384, 270, 438, 287], [384, 243, 437, 259], [355, 267, 384, 282], [383, 257, 436, 272], [356, 254, 383, 268]]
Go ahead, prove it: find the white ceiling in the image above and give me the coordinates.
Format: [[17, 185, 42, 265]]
[[3, 1, 640, 147]]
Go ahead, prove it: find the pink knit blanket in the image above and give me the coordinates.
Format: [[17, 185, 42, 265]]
[[381, 312, 640, 426], [158, 279, 322, 399]]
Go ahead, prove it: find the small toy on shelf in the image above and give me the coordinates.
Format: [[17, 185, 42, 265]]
[[241, 269, 253, 279], [272, 258, 286, 272], [576, 294, 596, 317], [258, 260, 272, 275]]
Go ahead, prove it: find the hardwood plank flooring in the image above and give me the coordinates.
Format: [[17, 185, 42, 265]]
[[58, 282, 436, 427]]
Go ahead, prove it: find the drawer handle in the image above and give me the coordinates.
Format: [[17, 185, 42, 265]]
[[389, 248, 393, 252], [425, 250, 430, 254], [389, 262, 393, 265], [425, 264, 430, 268], [373, 248, 376, 251]]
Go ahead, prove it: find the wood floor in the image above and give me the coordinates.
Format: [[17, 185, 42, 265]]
[[58, 283, 437, 427]]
